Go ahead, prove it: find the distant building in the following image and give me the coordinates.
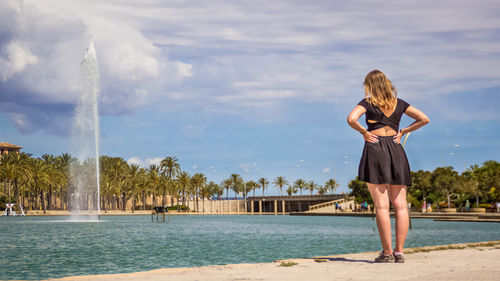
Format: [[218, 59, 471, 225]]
[[0, 142, 22, 155]]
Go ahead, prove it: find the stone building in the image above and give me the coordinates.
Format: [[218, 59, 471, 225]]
[[0, 142, 22, 155]]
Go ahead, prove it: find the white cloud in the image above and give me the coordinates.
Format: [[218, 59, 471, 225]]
[[322, 167, 330, 173], [145, 157, 163, 167], [0, 0, 191, 134], [0, 41, 38, 82], [127, 156, 143, 167], [2, 0, 500, 137], [126, 156, 163, 168]]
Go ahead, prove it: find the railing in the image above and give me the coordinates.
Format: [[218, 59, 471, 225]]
[[308, 196, 355, 211], [246, 194, 344, 201]]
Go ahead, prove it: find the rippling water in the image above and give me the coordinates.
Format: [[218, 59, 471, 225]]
[[1, 215, 499, 280]]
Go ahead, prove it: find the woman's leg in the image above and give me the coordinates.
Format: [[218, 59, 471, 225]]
[[367, 183, 392, 255], [389, 185, 409, 253]]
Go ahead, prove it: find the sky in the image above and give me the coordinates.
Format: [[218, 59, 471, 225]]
[[1, 0, 500, 194]]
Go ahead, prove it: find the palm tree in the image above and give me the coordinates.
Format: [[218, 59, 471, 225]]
[[148, 164, 162, 207], [306, 180, 317, 195], [191, 173, 206, 212], [258, 177, 269, 197], [0, 155, 16, 203], [287, 185, 298, 196], [128, 164, 142, 213], [110, 157, 129, 210], [229, 174, 244, 199], [294, 179, 306, 195], [317, 185, 329, 195], [324, 179, 339, 194], [27, 158, 49, 211], [160, 156, 181, 179], [246, 180, 258, 198], [221, 178, 232, 200], [176, 171, 191, 211], [45, 162, 65, 211], [200, 181, 217, 212], [160, 156, 181, 206], [273, 176, 288, 196]]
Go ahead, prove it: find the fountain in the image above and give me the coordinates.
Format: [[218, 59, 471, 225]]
[[69, 42, 101, 219]]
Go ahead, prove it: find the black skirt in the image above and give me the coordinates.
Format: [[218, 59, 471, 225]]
[[358, 135, 412, 186]]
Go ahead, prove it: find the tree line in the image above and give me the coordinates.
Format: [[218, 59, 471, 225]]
[[0, 153, 340, 213], [348, 160, 500, 209]]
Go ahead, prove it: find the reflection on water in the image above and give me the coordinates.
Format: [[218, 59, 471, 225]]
[[1, 215, 499, 280]]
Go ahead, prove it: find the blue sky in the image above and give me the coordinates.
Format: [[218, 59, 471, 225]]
[[1, 0, 500, 194]]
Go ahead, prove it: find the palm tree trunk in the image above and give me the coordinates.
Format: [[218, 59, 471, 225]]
[[14, 179, 19, 206], [41, 191, 46, 214], [142, 192, 146, 210], [48, 186, 52, 210], [7, 181, 11, 202], [34, 184, 39, 210], [196, 188, 199, 212], [122, 192, 126, 211], [183, 188, 187, 208]]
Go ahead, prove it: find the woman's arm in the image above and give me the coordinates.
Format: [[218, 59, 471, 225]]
[[347, 105, 379, 143], [400, 106, 430, 135]]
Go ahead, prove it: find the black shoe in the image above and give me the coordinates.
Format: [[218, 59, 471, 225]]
[[374, 252, 395, 263], [393, 252, 405, 263]]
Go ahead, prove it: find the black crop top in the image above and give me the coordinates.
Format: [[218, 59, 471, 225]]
[[357, 98, 410, 132]]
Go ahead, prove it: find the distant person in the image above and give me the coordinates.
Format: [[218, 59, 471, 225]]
[[422, 201, 426, 213], [465, 200, 470, 211], [496, 202, 500, 213], [347, 70, 430, 263], [427, 203, 432, 213]]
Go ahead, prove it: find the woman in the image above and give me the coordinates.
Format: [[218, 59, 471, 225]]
[[347, 70, 429, 263]]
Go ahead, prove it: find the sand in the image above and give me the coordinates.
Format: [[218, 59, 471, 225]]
[[44, 241, 500, 281]]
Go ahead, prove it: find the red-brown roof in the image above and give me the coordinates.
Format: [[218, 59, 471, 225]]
[[0, 142, 22, 149]]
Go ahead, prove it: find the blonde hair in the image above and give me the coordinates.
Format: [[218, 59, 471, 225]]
[[363, 70, 397, 115]]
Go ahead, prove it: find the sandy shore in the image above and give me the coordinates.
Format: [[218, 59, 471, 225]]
[[44, 241, 500, 281]]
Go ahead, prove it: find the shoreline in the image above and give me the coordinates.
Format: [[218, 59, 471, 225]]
[[14, 210, 500, 222], [43, 240, 500, 281]]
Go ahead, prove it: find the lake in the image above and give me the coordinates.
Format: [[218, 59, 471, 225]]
[[1, 215, 499, 280]]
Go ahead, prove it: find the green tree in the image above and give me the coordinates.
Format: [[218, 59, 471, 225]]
[[293, 179, 306, 195], [348, 177, 370, 203], [324, 179, 339, 194], [410, 170, 432, 202], [273, 176, 288, 196], [229, 174, 244, 199], [432, 166, 459, 208], [306, 181, 317, 195], [191, 173, 207, 212], [176, 171, 191, 211], [246, 180, 258, 197], [258, 177, 269, 197], [286, 185, 298, 196]]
